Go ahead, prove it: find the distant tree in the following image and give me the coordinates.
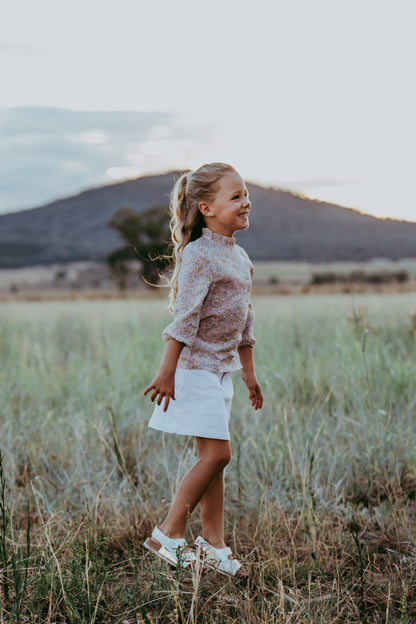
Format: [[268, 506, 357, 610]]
[[107, 204, 171, 289], [106, 245, 134, 291]]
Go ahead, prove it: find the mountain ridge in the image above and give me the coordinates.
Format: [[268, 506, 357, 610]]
[[0, 171, 415, 267]]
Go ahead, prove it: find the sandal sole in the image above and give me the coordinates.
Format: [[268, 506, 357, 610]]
[[194, 541, 248, 579], [144, 537, 198, 569]]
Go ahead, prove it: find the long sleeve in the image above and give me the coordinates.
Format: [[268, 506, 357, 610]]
[[162, 246, 212, 346], [160, 229, 255, 372], [239, 301, 256, 347]]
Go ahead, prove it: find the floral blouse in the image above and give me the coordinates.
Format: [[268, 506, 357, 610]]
[[162, 228, 256, 372]]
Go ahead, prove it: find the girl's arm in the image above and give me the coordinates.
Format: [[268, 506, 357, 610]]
[[144, 338, 184, 412], [144, 247, 210, 412], [238, 345, 263, 410]]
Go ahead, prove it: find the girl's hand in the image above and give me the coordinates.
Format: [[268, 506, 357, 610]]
[[241, 371, 263, 410], [144, 372, 175, 412], [143, 338, 184, 412]]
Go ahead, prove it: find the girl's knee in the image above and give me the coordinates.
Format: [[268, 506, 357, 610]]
[[198, 438, 231, 471], [221, 446, 232, 467], [207, 445, 231, 471], [207, 456, 230, 473], [216, 453, 231, 471]]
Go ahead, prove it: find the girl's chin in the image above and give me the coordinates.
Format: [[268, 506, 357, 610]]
[[236, 220, 249, 230]]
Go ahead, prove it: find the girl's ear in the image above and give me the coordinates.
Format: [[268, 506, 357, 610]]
[[199, 202, 213, 217]]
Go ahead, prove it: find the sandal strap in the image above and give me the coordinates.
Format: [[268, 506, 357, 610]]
[[152, 526, 187, 551], [194, 536, 242, 575], [148, 527, 196, 566], [202, 544, 233, 562]]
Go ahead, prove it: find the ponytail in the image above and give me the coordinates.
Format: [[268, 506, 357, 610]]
[[167, 163, 236, 310]]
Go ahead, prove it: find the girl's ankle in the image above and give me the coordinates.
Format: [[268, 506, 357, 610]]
[[202, 535, 226, 549], [158, 524, 185, 540]]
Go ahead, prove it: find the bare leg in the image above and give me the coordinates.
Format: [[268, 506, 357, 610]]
[[160, 438, 231, 539], [196, 440, 249, 579], [197, 438, 227, 548]]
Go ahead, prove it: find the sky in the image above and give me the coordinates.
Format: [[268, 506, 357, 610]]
[[1, 0, 415, 222]]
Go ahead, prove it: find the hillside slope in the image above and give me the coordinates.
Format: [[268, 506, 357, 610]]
[[0, 172, 415, 267]]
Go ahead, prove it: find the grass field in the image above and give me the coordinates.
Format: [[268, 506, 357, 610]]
[[1, 293, 416, 623]]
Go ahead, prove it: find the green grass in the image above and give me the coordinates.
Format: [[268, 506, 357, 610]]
[[0, 293, 416, 623]]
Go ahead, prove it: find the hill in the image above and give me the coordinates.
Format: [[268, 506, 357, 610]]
[[0, 172, 415, 267]]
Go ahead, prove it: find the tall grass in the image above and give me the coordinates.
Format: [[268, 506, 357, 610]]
[[0, 294, 415, 622]]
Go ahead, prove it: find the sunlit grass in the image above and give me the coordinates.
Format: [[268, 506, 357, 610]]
[[0, 294, 416, 622]]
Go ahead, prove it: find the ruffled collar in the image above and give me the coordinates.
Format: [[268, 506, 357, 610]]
[[202, 228, 235, 246]]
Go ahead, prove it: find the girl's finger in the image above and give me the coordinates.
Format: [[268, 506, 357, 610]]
[[163, 396, 170, 412], [150, 389, 159, 402], [143, 384, 154, 396]]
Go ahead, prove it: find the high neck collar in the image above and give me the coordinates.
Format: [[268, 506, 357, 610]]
[[202, 228, 235, 246]]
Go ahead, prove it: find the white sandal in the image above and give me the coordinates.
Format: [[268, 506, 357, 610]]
[[194, 536, 248, 578], [144, 526, 197, 568]]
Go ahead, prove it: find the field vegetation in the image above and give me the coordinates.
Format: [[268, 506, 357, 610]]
[[1, 258, 416, 301], [0, 294, 416, 622]]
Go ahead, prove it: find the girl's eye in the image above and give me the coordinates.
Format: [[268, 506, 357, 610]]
[[232, 195, 240, 200]]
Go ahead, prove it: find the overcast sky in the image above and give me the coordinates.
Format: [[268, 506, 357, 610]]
[[1, 0, 415, 221]]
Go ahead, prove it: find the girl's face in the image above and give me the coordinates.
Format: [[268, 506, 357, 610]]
[[199, 172, 251, 237]]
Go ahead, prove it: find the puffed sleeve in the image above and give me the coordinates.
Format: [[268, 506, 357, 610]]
[[239, 301, 256, 347], [162, 245, 212, 345]]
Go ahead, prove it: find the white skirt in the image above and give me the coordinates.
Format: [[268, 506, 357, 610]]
[[147, 369, 234, 440]]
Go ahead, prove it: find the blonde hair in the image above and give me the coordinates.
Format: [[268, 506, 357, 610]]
[[168, 162, 236, 310]]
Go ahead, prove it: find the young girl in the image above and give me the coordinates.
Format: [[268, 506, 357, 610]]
[[143, 162, 263, 577]]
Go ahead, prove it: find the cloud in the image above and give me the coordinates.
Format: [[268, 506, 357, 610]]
[[1, 107, 415, 222], [79, 130, 108, 145], [0, 43, 49, 58], [283, 179, 355, 192], [0, 108, 191, 212]]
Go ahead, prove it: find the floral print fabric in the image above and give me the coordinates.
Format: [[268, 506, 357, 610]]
[[162, 228, 256, 372]]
